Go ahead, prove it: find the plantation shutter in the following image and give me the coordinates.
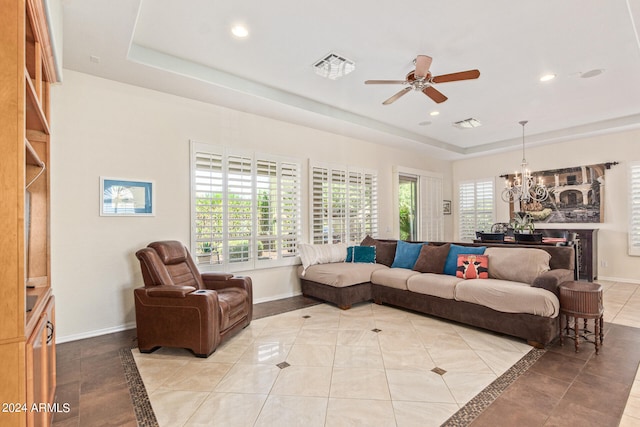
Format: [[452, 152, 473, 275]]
[[310, 162, 378, 244], [194, 151, 224, 264], [420, 174, 444, 241], [191, 141, 301, 269], [459, 179, 495, 241], [279, 161, 302, 258], [630, 162, 640, 256], [227, 154, 254, 263]]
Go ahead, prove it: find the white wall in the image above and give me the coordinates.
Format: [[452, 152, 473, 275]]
[[50, 70, 452, 341], [452, 129, 640, 283]]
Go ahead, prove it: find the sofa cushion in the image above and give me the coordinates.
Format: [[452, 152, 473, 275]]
[[298, 262, 387, 288], [298, 243, 348, 272], [346, 245, 376, 263], [413, 243, 450, 274], [371, 268, 419, 290], [484, 247, 550, 285], [443, 244, 486, 276], [454, 278, 559, 317], [391, 241, 425, 269], [406, 273, 462, 299], [456, 254, 489, 279], [361, 236, 397, 267]]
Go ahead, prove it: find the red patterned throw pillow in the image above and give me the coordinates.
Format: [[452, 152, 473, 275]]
[[456, 254, 489, 279]]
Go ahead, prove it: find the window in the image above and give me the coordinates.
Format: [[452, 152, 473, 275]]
[[310, 162, 377, 244], [394, 167, 444, 242], [629, 161, 640, 256], [191, 141, 301, 270], [459, 179, 495, 241]]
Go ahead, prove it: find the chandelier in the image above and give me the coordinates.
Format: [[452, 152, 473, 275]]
[[501, 121, 549, 203]]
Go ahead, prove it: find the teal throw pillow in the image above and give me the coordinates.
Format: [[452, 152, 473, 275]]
[[345, 246, 376, 263], [391, 241, 425, 269], [444, 244, 486, 276]]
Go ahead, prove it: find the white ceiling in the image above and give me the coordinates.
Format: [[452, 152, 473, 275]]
[[61, 0, 640, 160]]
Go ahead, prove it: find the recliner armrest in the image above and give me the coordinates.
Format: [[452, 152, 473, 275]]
[[202, 273, 251, 292], [146, 285, 197, 298], [531, 269, 574, 296]]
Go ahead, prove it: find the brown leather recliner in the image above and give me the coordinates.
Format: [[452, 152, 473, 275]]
[[134, 240, 252, 357]]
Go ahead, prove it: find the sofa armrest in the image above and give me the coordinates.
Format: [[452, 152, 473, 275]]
[[531, 269, 574, 296], [146, 285, 197, 298]]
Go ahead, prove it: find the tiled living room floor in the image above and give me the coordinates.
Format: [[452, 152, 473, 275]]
[[52, 280, 640, 426]]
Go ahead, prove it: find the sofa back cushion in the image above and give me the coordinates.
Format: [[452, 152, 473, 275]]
[[298, 243, 348, 271], [391, 241, 425, 269], [484, 247, 551, 284], [413, 243, 450, 274], [361, 236, 397, 267]]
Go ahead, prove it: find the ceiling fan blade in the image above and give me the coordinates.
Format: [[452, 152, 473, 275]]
[[382, 87, 412, 105], [422, 86, 448, 103], [431, 69, 480, 83], [365, 80, 407, 85], [414, 55, 432, 79]]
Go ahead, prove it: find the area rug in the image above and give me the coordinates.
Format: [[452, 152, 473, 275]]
[[119, 304, 546, 427]]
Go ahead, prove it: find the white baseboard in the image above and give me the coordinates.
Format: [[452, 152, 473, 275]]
[[56, 293, 310, 344], [56, 322, 137, 344], [597, 276, 640, 285], [254, 290, 302, 304]]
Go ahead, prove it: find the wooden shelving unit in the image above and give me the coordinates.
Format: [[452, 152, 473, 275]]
[[0, 0, 59, 425]]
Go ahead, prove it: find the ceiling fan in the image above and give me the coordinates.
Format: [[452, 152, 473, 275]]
[[364, 55, 480, 104]]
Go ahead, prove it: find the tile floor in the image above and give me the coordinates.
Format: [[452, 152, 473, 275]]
[[52, 280, 640, 426], [133, 301, 534, 426]]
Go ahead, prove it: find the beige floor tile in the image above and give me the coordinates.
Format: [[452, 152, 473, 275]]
[[294, 328, 338, 345], [237, 342, 291, 365], [148, 388, 209, 427], [380, 346, 436, 372], [442, 371, 497, 405], [161, 361, 233, 391], [427, 348, 494, 374], [330, 367, 391, 400], [131, 355, 189, 393], [392, 401, 460, 427], [338, 315, 377, 329], [270, 366, 332, 397], [214, 363, 281, 394], [385, 368, 456, 403], [254, 395, 328, 427], [326, 398, 396, 427], [334, 344, 385, 369], [475, 349, 527, 376], [183, 392, 267, 427], [285, 343, 335, 367], [378, 329, 424, 349], [336, 328, 380, 346]]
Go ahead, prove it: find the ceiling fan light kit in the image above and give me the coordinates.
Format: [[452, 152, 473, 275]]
[[365, 54, 480, 104]]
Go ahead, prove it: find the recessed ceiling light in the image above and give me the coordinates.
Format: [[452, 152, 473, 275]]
[[580, 69, 604, 78], [430, 111, 440, 116], [231, 25, 249, 38], [539, 73, 556, 82]]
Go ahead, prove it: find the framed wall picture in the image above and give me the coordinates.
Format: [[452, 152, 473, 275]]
[[100, 177, 155, 216], [443, 200, 452, 215]]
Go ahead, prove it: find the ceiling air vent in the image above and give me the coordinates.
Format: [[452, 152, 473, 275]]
[[313, 53, 355, 80], [453, 118, 482, 129]]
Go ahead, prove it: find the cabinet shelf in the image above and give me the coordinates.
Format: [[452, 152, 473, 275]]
[[25, 70, 50, 134], [25, 138, 44, 167]]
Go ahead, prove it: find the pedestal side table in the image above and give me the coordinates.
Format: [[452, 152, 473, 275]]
[[559, 281, 604, 354]]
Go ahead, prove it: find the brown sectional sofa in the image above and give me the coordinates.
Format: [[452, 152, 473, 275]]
[[298, 239, 575, 347]]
